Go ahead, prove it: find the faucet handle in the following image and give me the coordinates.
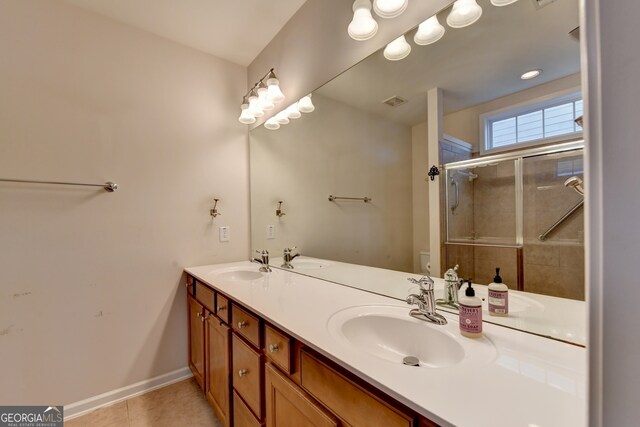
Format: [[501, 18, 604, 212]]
[[284, 246, 297, 253], [407, 275, 434, 292], [256, 249, 269, 255]]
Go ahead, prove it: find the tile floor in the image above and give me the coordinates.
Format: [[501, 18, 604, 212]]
[[65, 378, 222, 427]]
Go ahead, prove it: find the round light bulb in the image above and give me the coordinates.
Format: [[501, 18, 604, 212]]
[[447, 0, 483, 29], [238, 104, 256, 124], [275, 111, 290, 125], [491, 0, 518, 6], [348, 0, 378, 41], [264, 117, 280, 130], [383, 35, 411, 61], [297, 94, 315, 113], [286, 103, 301, 119], [257, 85, 274, 111], [414, 15, 445, 46], [373, 0, 408, 19], [266, 78, 285, 103], [247, 93, 263, 118]]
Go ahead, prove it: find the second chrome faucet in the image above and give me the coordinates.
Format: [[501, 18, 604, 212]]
[[280, 246, 300, 269]]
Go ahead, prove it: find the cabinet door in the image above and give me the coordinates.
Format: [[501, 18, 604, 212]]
[[265, 364, 338, 427], [188, 295, 205, 391], [206, 315, 231, 427]]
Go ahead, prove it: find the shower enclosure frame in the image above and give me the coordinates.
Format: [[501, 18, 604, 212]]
[[443, 139, 584, 290]]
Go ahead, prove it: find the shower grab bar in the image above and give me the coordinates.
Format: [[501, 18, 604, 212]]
[[538, 199, 584, 241], [328, 195, 371, 203], [0, 178, 118, 192]]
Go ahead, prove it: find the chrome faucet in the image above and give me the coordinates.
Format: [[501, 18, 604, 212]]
[[280, 247, 300, 269], [436, 264, 464, 309], [251, 250, 272, 273], [406, 275, 447, 325]]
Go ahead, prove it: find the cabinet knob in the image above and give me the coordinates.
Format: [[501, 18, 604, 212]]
[[196, 312, 202, 318], [202, 314, 209, 322], [268, 344, 279, 353], [217, 305, 226, 311], [185, 283, 190, 289], [237, 321, 248, 329], [238, 369, 248, 377]]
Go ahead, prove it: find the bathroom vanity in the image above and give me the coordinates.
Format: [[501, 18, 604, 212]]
[[184, 261, 585, 427]]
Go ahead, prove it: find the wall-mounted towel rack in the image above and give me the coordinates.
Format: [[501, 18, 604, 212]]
[[328, 195, 371, 203], [0, 178, 118, 192]]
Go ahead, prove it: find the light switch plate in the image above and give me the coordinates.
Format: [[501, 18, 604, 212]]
[[266, 225, 276, 239], [219, 226, 230, 242]]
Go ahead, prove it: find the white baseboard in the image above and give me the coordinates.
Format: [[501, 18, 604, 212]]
[[64, 367, 193, 420]]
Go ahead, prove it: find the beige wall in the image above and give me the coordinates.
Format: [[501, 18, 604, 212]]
[[250, 94, 413, 272], [411, 122, 429, 273], [443, 73, 582, 152], [0, 0, 249, 406]]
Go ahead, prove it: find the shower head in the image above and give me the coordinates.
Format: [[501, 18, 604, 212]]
[[564, 176, 585, 195]]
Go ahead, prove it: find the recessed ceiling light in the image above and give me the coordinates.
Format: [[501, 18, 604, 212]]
[[521, 69, 542, 80]]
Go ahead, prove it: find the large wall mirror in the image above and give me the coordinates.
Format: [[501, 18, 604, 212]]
[[250, 0, 585, 345]]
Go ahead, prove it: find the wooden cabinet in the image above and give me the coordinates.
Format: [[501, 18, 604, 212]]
[[265, 363, 338, 427], [206, 314, 231, 427], [186, 274, 438, 427], [299, 350, 415, 427], [188, 295, 206, 391]]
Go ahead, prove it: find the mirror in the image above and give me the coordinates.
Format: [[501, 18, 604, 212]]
[[250, 0, 584, 345]]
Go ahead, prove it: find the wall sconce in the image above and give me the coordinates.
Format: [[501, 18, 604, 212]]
[[276, 201, 286, 217], [210, 198, 221, 217], [238, 68, 285, 124]]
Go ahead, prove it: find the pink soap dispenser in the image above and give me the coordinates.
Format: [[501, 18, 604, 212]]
[[459, 280, 483, 338]]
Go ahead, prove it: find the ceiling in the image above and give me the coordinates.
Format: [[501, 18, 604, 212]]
[[316, 0, 581, 126], [63, 0, 308, 66]]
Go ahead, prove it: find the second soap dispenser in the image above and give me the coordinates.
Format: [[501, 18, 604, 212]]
[[459, 280, 483, 338]]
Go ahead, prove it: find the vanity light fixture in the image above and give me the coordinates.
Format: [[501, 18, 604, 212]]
[[286, 103, 302, 119], [297, 94, 315, 113], [414, 15, 446, 45], [373, 0, 408, 19], [348, 0, 378, 41], [238, 96, 256, 124], [520, 69, 542, 80], [447, 0, 483, 29], [264, 117, 281, 130], [383, 35, 412, 61], [491, 0, 519, 6], [238, 68, 286, 125]]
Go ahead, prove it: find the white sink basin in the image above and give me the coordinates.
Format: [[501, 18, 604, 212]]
[[290, 259, 333, 270], [214, 267, 264, 282], [327, 305, 496, 368]]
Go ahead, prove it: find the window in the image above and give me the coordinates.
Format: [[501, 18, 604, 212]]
[[481, 92, 583, 154]]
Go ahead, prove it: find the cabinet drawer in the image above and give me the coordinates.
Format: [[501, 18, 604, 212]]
[[232, 305, 261, 348], [232, 333, 263, 420], [264, 324, 292, 374], [300, 350, 415, 427], [233, 391, 263, 427], [195, 281, 215, 313], [216, 293, 230, 324]]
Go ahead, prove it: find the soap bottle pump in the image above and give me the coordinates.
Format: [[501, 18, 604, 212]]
[[459, 280, 482, 338], [488, 267, 509, 317]]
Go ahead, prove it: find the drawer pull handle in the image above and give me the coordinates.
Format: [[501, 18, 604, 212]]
[[268, 344, 280, 353], [237, 321, 248, 329], [185, 283, 190, 288], [238, 369, 248, 377], [217, 305, 226, 311], [202, 314, 209, 322]]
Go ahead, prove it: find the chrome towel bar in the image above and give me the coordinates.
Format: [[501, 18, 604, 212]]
[[0, 178, 118, 192], [538, 199, 583, 241], [328, 195, 371, 203]]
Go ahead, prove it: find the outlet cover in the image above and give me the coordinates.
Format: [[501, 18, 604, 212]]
[[266, 225, 276, 239], [219, 226, 230, 242]]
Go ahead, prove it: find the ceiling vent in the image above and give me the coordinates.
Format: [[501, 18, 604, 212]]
[[531, 0, 557, 9], [382, 96, 407, 107]]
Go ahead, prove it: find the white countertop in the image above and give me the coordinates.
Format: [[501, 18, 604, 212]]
[[270, 256, 586, 346], [186, 261, 586, 427]]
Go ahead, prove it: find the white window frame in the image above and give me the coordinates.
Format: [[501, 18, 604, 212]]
[[479, 88, 583, 155]]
